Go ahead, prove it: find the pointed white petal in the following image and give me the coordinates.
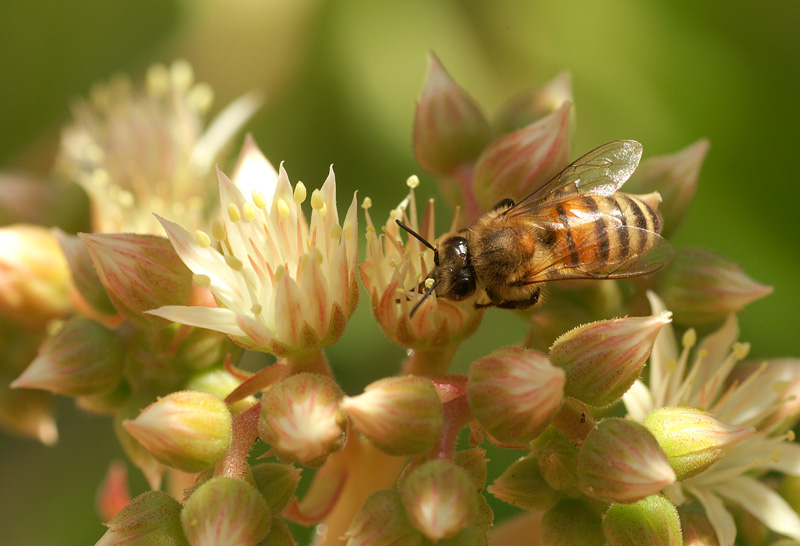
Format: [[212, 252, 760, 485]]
[[763, 442, 800, 476], [713, 475, 800, 541], [693, 313, 739, 387], [687, 485, 736, 546], [622, 379, 655, 422], [146, 305, 245, 336], [231, 133, 278, 209]]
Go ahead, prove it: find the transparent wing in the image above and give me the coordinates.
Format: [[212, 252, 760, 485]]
[[519, 223, 674, 284], [503, 140, 643, 219]]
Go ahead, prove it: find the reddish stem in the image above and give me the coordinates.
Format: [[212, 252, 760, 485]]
[[215, 401, 261, 479]]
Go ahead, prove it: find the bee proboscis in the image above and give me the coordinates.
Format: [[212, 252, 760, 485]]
[[397, 140, 674, 316]]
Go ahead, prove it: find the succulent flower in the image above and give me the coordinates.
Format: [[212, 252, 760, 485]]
[[96, 490, 187, 546], [603, 495, 682, 546], [58, 60, 261, 235], [147, 137, 359, 357]]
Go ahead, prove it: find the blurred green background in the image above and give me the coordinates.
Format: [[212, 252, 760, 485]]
[[2, 1, 799, 544]]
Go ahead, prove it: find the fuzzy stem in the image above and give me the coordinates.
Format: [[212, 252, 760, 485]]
[[215, 401, 261, 479], [401, 344, 458, 376], [285, 349, 332, 376]]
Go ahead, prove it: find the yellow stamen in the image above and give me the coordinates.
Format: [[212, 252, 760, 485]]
[[682, 328, 697, 349], [294, 182, 307, 203], [311, 189, 325, 211], [242, 202, 256, 221], [227, 203, 241, 222], [406, 175, 420, 188], [252, 190, 267, 209], [212, 220, 227, 242], [277, 198, 291, 218], [195, 230, 212, 248], [192, 274, 211, 287], [251, 303, 263, 315], [361, 197, 372, 209], [170, 59, 194, 90], [188, 83, 214, 113], [330, 225, 343, 239], [225, 255, 243, 271]]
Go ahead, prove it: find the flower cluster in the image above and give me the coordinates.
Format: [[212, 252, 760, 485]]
[[3, 56, 799, 546]]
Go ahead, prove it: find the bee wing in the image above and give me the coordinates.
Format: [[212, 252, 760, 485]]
[[520, 222, 674, 284], [503, 140, 643, 219]]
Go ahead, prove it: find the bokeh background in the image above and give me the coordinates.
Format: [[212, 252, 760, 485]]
[[2, 1, 799, 544]]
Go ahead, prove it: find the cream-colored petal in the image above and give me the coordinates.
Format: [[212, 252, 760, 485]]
[[622, 379, 655, 422], [230, 133, 277, 208], [146, 305, 245, 336], [763, 441, 800, 476], [713, 475, 800, 541], [687, 485, 736, 546]]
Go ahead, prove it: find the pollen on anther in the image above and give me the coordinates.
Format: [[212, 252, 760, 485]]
[[424, 278, 436, 289], [361, 197, 373, 210], [330, 225, 342, 239], [195, 230, 212, 248], [251, 303, 263, 315], [312, 247, 324, 265], [242, 202, 256, 221], [311, 189, 325, 211], [192, 274, 211, 287], [225, 255, 244, 271], [294, 182, 307, 203], [682, 328, 697, 349], [252, 190, 267, 209], [733, 342, 751, 360], [406, 175, 420, 188], [227, 203, 242, 222], [275, 265, 286, 282], [212, 220, 227, 242], [277, 199, 291, 218]]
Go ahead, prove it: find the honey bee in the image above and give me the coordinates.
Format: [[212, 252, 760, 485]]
[[398, 140, 673, 315]]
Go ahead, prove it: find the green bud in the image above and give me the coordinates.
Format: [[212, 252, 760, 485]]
[[468, 346, 565, 445], [603, 495, 682, 546], [550, 313, 671, 408], [643, 407, 753, 480], [340, 375, 443, 455], [493, 71, 573, 134], [123, 390, 231, 473], [540, 499, 604, 546], [533, 427, 580, 496], [488, 454, 560, 511], [97, 491, 187, 546], [251, 463, 301, 515], [344, 490, 425, 546], [182, 477, 271, 546], [56, 229, 117, 317], [679, 511, 719, 545], [453, 447, 489, 491], [12, 317, 124, 396], [577, 418, 675, 504]]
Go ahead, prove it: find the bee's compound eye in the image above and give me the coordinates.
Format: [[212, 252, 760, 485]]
[[448, 275, 475, 301]]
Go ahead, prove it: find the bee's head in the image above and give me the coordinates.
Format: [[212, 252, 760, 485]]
[[429, 235, 476, 302]]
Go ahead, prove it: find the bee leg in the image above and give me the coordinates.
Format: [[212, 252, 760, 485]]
[[490, 198, 515, 212], [497, 287, 541, 310]]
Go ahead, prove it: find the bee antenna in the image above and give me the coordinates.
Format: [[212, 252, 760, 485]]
[[410, 279, 440, 318], [395, 219, 436, 252]]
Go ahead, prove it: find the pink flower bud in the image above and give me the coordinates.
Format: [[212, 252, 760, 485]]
[[468, 346, 565, 445], [680, 511, 720, 546], [659, 247, 773, 327], [488, 454, 560, 511], [56, 230, 117, 317], [12, 317, 124, 396], [550, 313, 672, 408], [493, 71, 573, 133], [0, 224, 72, 326], [602, 495, 682, 546], [181, 477, 271, 546], [250, 462, 301, 515], [96, 491, 185, 546], [344, 490, 425, 546], [123, 391, 232, 473], [400, 460, 478, 542], [550, 397, 595, 446], [625, 139, 710, 237], [643, 407, 754, 480], [533, 427, 581, 497], [473, 102, 571, 211], [81, 233, 193, 329], [258, 373, 346, 467], [340, 375, 443, 456], [540, 499, 604, 546], [413, 54, 491, 177], [577, 418, 676, 504]]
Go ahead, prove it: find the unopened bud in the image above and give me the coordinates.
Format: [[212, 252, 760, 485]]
[[602, 495, 682, 546], [340, 375, 443, 455], [250, 463, 301, 515], [401, 460, 478, 542], [0, 224, 72, 326], [577, 418, 676, 504], [468, 346, 565, 445], [660, 247, 773, 327], [493, 71, 573, 133], [123, 391, 231, 473], [181, 477, 271, 546], [96, 491, 186, 546], [413, 54, 491, 177], [680, 511, 720, 546], [12, 317, 124, 396], [643, 407, 753, 480], [56, 230, 117, 317], [453, 447, 489, 491], [488, 454, 561, 511], [550, 313, 672, 407], [344, 490, 425, 546], [473, 102, 571, 211], [533, 427, 581, 497], [0, 387, 58, 445], [550, 397, 595, 446], [540, 499, 604, 546], [81, 233, 193, 329], [258, 373, 346, 467], [626, 139, 710, 237]]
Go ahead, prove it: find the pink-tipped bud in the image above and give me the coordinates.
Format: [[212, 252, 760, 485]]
[[602, 495, 682, 546], [680, 511, 720, 546], [12, 317, 124, 396], [643, 407, 754, 480], [626, 139, 710, 237], [0, 224, 72, 326], [340, 375, 443, 456], [400, 460, 478, 542], [123, 391, 231, 473], [81, 233, 193, 329], [181, 477, 271, 546], [540, 499, 604, 546], [533, 427, 581, 497], [413, 54, 491, 177], [488, 454, 561, 511], [258, 373, 346, 467], [468, 346, 565, 445], [344, 490, 425, 546], [550, 313, 672, 408], [96, 491, 186, 546], [250, 462, 302, 515], [577, 418, 676, 504], [96, 461, 132, 522], [660, 247, 773, 327], [493, 71, 573, 133], [56, 230, 117, 317], [473, 102, 571, 211], [0, 387, 58, 445]]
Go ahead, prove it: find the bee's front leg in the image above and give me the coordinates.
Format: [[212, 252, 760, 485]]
[[486, 286, 541, 310]]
